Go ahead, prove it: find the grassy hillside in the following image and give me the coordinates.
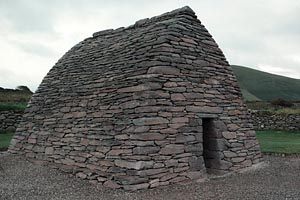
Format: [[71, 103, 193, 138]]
[[0, 87, 32, 111], [231, 65, 300, 101]]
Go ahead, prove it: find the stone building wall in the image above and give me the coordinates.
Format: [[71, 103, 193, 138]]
[[0, 110, 23, 132], [251, 111, 300, 131], [9, 6, 262, 190]]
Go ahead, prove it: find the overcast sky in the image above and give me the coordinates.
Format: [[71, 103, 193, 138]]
[[0, 0, 299, 91]]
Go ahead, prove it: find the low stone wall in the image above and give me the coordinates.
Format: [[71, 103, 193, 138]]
[[250, 111, 300, 131], [0, 110, 23, 132]]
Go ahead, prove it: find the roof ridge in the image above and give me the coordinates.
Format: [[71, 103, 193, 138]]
[[92, 6, 196, 38]]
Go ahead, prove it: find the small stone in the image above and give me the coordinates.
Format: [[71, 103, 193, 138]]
[[133, 146, 160, 155], [232, 157, 246, 163], [133, 126, 150, 133], [164, 82, 177, 87], [137, 168, 169, 176], [183, 93, 203, 99], [32, 146, 45, 153], [119, 100, 140, 109], [164, 87, 186, 92], [135, 106, 162, 113], [97, 177, 107, 182], [98, 160, 114, 167], [160, 144, 184, 155], [76, 172, 87, 179], [115, 134, 129, 140], [130, 133, 166, 141], [186, 106, 223, 114], [246, 130, 257, 136], [214, 120, 227, 131], [241, 159, 252, 167], [117, 82, 162, 93], [245, 140, 258, 148], [28, 138, 37, 144], [114, 176, 148, 185], [103, 180, 121, 189], [181, 38, 197, 45], [148, 66, 180, 75], [165, 159, 178, 167], [223, 151, 237, 158], [227, 124, 239, 131], [114, 160, 154, 170], [96, 146, 110, 153], [72, 111, 86, 118], [185, 143, 203, 153], [171, 117, 189, 123], [171, 93, 186, 101], [222, 132, 237, 139], [175, 135, 196, 143], [160, 173, 178, 182], [61, 158, 75, 166], [123, 183, 149, 191], [45, 147, 54, 155], [107, 149, 132, 156], [133, 117, 169, 125]]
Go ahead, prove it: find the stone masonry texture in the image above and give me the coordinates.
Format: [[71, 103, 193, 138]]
[[0, 110, 23, 132], [8, 6, 262, 190], [251, 111, 300, 131]]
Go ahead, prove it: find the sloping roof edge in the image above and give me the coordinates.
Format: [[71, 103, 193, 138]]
[[92, 6, 196, 38]]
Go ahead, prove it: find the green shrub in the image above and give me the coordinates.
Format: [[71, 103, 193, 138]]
[[271, 98, 293, 107]]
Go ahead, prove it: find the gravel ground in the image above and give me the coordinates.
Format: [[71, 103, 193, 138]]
[[0, 153, 300, 200]]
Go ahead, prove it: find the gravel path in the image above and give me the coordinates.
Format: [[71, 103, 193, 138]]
[[0, 153, 300, 200]]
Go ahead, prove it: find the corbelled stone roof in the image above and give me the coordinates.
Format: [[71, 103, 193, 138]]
[[9, 6, 262, 191]]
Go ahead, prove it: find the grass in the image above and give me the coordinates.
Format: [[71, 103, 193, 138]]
[[0, 101, 28, 111], [0, 88, 31, 111], [256, 130, 300, 154], [0, 131, 14, 151], [231, 65, 300, 101]]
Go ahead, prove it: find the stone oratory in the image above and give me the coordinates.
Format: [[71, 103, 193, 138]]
[[9, 6, 262, 190]]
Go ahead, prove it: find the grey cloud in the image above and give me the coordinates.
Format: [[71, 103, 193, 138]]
[[0, 0, 300, 91], [0, 0, 55, 33], [12, 41, 58, 57]]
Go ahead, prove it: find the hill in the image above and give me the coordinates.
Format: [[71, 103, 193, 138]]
[[231, 65, 300, 101], [0, 87, 32, 111]]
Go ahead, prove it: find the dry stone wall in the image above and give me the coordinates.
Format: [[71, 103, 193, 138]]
[[9, 6, 262, 190], [251, 111, 300, 131], [0, 110, 23, 132]]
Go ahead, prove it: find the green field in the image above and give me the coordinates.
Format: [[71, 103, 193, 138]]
[[256, 130, 300, 154], [0, 131, 14, 151], [0, 101, 28, 111], [231, 65, 300, 101]]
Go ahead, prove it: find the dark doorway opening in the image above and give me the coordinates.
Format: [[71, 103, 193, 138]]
[[202, 118, 225, 174]]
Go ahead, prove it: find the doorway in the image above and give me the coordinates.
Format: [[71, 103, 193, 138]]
[[202, 118, 224, 173]]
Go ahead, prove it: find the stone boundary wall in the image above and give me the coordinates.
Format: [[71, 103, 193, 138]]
[[250, 111, 300, 131], [0, 110, 23, 132]]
